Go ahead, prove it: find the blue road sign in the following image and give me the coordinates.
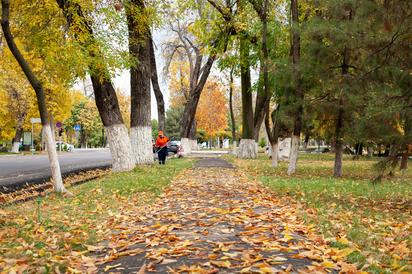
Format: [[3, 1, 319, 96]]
[[74, 124, 81, 132]]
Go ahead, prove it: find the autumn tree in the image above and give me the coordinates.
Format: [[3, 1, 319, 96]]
[[195, 79, 228, 138], [126, 0, 153, 164], [1, 0, 70, 194], [164, 0, 232, 154], [57, 0, 135, 171]]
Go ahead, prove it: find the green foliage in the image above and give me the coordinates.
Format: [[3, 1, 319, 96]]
[[151, 119, 158, 140], [165, 106, 184, 139], [258, 137, 266, 148]]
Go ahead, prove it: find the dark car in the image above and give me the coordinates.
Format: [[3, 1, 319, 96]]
[[167, 141, 181, 154], [311, 147, 330, 154]]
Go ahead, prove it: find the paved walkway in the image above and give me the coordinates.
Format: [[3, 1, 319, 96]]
[[93, 158, 342, 273]]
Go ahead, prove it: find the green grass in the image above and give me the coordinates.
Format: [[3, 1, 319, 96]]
[[229, 154, 412, 273], [0, 151, 18, 155], [0, 158, 193, 273]]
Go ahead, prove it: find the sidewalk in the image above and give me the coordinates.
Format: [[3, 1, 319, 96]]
[[84, 158, 348, 273]]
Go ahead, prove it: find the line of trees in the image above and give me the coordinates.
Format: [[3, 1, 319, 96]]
[[1, 0, 410, 194]]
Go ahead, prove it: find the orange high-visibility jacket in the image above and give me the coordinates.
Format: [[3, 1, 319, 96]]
[[156, 136, 169, 148]]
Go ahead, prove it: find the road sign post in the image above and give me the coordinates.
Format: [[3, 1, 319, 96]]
[[56, 122, 63, 152]]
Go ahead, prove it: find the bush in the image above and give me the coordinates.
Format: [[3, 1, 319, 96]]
[[258, 137, 267, 148]]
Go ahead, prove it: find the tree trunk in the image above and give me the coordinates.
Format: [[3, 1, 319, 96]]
[[58, 0, 135, 171], [250, 0, 270, 144], [334, 45, 350, 177], [238, 139, 257, 158], [238, 29, 256, 158], [367, 146, 373, 157], [229, 68, 236, 146], [303, 133, 310, 149], [1, 0, 69, 194], [180, 55, 216, 139], [149, 34, 165, 131], [287, 0, 302, 175], [271, 143, 278, 167], [400, 116, 411, 170], [10, 114, 25, 153], [181, 138, 191, 155], [127, 0, 153, 165], [334, 97, 344, 177], [400, 152, 409, 170]]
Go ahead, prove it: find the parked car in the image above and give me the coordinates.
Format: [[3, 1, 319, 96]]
[[167, 140, 181, 154], [311, 147, 330, 154], [56, 141, 74, 152]]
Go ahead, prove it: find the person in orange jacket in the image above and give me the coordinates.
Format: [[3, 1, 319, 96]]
[[155, 131, 169, 164]]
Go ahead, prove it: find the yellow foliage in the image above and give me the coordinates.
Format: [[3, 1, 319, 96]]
[[167, 51, 190, 108], [195, 79, 228, 138]]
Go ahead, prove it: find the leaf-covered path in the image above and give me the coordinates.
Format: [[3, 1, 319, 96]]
[[93, 158, 350, 273]]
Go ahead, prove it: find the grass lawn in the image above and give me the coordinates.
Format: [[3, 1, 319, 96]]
[[0, 158, 192, 273], [228, 153, 412, 273]]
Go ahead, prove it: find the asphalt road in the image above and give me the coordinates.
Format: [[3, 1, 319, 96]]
[[0, 149, 112, 192]]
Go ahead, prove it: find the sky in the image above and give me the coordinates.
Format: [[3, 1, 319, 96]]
[[74, 28, 171, 121]]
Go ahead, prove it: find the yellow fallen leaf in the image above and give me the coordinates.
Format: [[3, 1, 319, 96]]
[[210, 260, 231, 268], [321, 260, 336, 269], [104, 263, 122, 272]]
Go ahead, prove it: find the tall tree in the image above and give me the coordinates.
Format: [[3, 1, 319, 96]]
[[1, 0, 70, 194], [126, 0, 153, 164], [228, 67, 237, 146], [149, 36, 166, 131], [57, 0, 135, 171], [287, 0, 303, 175], [236, 0, 257, 158]]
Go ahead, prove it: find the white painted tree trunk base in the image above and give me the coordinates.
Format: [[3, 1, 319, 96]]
[[11, 142, 20, 153], [232, 141, 238, 154], [43, 124, 71, 194], [271, 143, 279, 167], [278, 138, 291, 161], [130, 126, 154, 165], [237, 139, 257, 159], [106, 124, 135, 172], [190, 139, 198, 150], [181, 138, 191, 155], [287, 135, 300, 175]]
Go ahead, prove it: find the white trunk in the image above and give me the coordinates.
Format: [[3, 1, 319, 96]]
[[130, 126, 154, 165], [190, 139, 198, 150], [287, 135, 300, 175], [106, 124, 135, 172], [181, 138, 191, 155], [43, 124, 67, 193], [237, 139, 257, 159], [11, 142, 20, 153], [271, 143, 278, 167], [367, 147, 373, 157]]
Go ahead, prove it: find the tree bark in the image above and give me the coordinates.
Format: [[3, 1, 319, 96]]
[[57, 0, 135, 171], [1, 0, 69, 193], [237, 32, 256, 158], [11, 113, 25, 153], [265, 103, 281, 167], [149, 34, 165, 131], [303, 133, 310, 149], [127, 0, 153, 165], [400, 116, 411, 170], [287, 0, 303, 175], [334, 46, 350, 177], [229, 68, 236, 146], [180, 55, 216, 138]]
